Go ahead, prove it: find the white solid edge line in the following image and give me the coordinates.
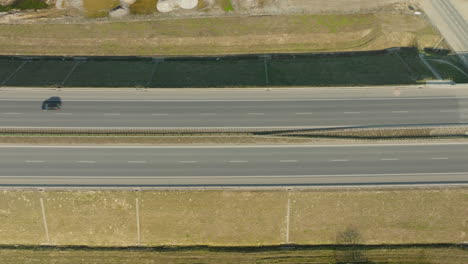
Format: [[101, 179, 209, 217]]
[[0, 126, 341, 129], [1, 142, 468, 149], [0, 96, 467, 102], [0, 172, 466, 179]]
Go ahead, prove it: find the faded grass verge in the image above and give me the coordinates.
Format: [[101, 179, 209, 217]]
[[0, 13, 441, 56], [0, 188, 466, 247]]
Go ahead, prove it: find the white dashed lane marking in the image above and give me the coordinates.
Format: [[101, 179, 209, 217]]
[[344, 112, 360, 114], [18, 157, 454, 165], [104, 113, 120, 116]]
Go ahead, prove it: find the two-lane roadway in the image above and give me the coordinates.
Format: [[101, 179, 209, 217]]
[[0, 143, 467, 186], [0, 97, 466, 127]]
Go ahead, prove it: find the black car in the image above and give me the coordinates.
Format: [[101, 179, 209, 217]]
[[42, 96, 62, 111]]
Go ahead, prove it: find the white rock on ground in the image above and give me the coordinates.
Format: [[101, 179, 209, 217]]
[[121, 0, 136, 4], [157, 0, 177, 12], [56, 0, 83, 10], [179, 0, 198, 9], [109, 6, 129, 18], [0, 0, 16, 6], [120, 0, 135, 9], [114, 0, 135, 16], [157, 0, 198, 12]]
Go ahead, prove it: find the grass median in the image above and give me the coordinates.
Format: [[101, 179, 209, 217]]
[[0, 125, 466, 145]]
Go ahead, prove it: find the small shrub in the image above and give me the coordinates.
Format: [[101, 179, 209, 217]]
[[220, 0, 233, 12], [0, 0, 49, 11]]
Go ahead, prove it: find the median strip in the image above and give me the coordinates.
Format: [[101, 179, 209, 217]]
[[0, 125, 467, 145]]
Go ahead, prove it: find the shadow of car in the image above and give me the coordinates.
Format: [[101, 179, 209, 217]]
[[41, 96, 62, 111]]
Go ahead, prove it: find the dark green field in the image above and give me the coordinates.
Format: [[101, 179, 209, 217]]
[[5, 60, 76, 87], [0, 246, 466, 264], [65, 60, 155, 88], [0, 60, 24, 85], [151, 58, 266, 87], [0, 49, 465, 88]]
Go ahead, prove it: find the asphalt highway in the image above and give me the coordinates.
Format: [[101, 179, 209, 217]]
[[0, 144, 467, 186], [0, 97, 466, 127], [422, 0, 468, 66]]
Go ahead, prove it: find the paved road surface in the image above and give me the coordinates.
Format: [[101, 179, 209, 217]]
[[0, 97, 466, 127], [0, 144, 467, 186], [421, 0, 468, 67]]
